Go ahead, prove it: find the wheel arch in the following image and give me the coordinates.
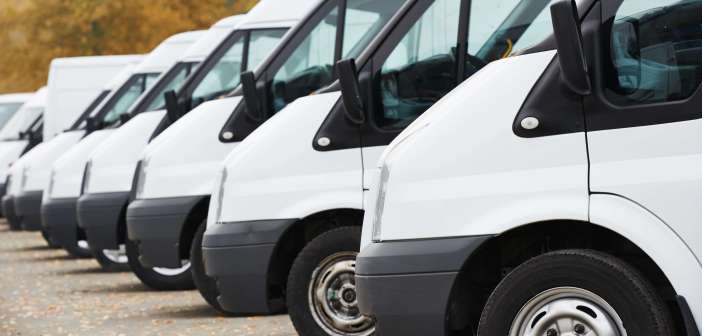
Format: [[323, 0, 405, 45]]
[[447, 194, 702, 334], [266, 207, 365, 304], [177, 195, 210, 260]]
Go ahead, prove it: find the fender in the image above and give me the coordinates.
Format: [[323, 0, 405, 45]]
[[590, 193, 702, 327]]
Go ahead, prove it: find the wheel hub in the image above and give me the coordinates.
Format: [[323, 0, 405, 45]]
[[102, 244, 128, 264], [153, 260, 191, 276], [309, 251, 374, 336], [509, 287, 627, 336]]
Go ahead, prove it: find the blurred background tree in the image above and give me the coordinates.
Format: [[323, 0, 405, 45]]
[[0, 0, 259, 93]]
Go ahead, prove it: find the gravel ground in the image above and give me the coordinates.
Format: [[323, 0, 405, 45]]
[[0, 222, 298, 336]]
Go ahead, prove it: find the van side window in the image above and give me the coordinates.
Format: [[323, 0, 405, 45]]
[[604, 0, 702, 106], [192, 36, 246, 102], [376, 0, 462, 129]]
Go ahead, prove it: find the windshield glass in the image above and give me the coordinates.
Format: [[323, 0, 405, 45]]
[[144, 62, 200, 111], [270, 0, 407, 113], [0, 106, 42, 140], [98, 73, 160, 125], [0, 103, 23, 130], [191, 29, 288, 103]]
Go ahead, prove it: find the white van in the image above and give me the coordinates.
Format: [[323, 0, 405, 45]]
[[0, 89, 45, 223], [77, 15, 256, 286], [39, 31, 203, 264], [356, 0, 702, 335], [125, 0, 401, 313], [0, 87, 46, 200], [3, 55, 142, 232], [203, 0, 563, 334]]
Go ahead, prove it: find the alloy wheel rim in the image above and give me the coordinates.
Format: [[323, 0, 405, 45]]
[[509, 286, 627, 336], [153, 260, 191, 276], [308, 251, 374, 336], [102, 244, 128, 264]]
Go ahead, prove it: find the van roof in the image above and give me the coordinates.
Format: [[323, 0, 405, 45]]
[[182, 15, 246, 62], [22, 87, 48, 108], [237, 0, 320, 29], [134, 30, 205, 73], [0, 93, 34, 104], [50, 55, 144, 69]]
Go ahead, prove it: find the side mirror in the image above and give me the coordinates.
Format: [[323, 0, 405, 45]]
[[336, 59, 365, 124], [550, 0, 591, 95], [119, 113, 132, 124], [164, 90, 181, 122], [85, 117, 101, 133], [241, 71, 263, 122]]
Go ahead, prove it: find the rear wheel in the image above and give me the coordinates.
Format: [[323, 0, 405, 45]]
[[191, 220, 227, 313], [126, 239, 194, 290], [287, 226, 374, 336], [478, 249, 674, 336]]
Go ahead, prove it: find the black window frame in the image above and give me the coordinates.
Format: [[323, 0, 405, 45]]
[[92, 72, 160, 130], [584, 0, 702, 132]]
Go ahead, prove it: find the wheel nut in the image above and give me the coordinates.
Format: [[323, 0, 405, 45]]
[[574, 324, 586, 334], [546, 329, 558, 336]]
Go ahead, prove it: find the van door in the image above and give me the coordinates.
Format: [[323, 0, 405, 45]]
[[586, 0, 702, 259]]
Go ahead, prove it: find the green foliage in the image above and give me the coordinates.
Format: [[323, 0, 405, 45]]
[[0, 0, 259, 93]]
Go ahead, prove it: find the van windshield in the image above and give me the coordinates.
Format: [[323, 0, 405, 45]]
[[0, 103, 23, 131], [142, 62, 200, 112], [190, 28, 288, 103], [94, 73, 161, 126], [0, 106, 42, 141]]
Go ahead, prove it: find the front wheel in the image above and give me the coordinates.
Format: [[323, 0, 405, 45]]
[[478, 249, 674, 336], [126, 239, 194, 290], [191, 220, 228, 313], [287, 226, 374, 336], [91, 244, 130, 272]]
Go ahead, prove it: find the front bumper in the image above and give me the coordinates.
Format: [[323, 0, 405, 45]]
[[41, 197, 79, 249], [77, 192, 129, 251], [14, 190, 43, 231], [126, 196, 205, 268], [202, 219, 296, 314], [2, 195, 20, 230], [356, 235, 491, 335]]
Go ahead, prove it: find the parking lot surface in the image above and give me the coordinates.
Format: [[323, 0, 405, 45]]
[[0, 222, 297, 336]]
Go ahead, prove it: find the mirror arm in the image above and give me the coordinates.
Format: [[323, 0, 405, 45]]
[[550, 0, 592, 95], [241, 71, 263, 122]]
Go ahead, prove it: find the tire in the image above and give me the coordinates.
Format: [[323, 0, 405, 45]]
[[287, 226, 374, 336], [40, 229, 61, 249], [478, 249, 674, 336], [191, 220, 228, 313], [91, 244, 130, 272], [63, 240, 92, 258], [125, 238, 194, 291]]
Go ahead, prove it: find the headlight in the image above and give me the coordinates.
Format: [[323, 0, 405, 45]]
[[5, 175, 12, 194], [81, 160, 92, 195], [214, 167, 228, 224], [134, 159, 148, 199], [372, 164, 391, 242]]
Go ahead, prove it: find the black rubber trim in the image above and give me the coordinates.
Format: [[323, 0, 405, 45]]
[[356, 235, 492, 275], [202, 218, 297, 247], [14, 190, 43, 231], [678, 296, 701, 336], [76, 192, 129, 250], [2, 195, 20, 230], [0, 183, 6, 215], [355, 235, 492, 335], [125, 195, 205, 268], [41, 197, 79, 249], [201, 219, 297, 314]]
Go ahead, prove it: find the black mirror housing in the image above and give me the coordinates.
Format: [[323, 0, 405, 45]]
[[550, 0, 591, 95], [241, 71, 263, 122], [336, 59, 365, 125], [164, 90, 181, 122], [85, 117, 101, 133]]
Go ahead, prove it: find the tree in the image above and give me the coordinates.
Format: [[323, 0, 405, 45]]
[[0, 0, 258, 93]]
